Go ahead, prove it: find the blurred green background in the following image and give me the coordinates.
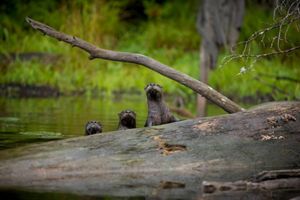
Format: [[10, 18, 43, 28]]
[[0, 1, 299, 198], [0, 0, 299, 104]]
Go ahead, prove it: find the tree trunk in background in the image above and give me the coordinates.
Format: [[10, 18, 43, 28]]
[[196, 0, 245, 116], [197, 43, 210, 117]]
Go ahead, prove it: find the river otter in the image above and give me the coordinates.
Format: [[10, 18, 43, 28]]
[[144, 83, 177, 127], [118, 109, 136, 130], [85, 121, 102, 135]]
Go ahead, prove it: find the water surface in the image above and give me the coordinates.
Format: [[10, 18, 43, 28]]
[[0, 95, 148, 150], [0, 95, 226, 150]]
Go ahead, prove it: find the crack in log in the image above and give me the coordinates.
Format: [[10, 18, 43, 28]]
[[153, 136, 187, 156], [159, 180, 186, 189]]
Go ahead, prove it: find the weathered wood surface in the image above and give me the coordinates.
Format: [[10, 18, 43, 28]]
[[202, 169, 300, 199], [0, 101, 299, 199]]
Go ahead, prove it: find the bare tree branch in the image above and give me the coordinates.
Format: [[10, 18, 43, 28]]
[[254, 168, 300, 182], [258, 72, 300, 83], [223, 45, 300, 67], [222, 0, 300, 68], [254, 76, 290, 97], [25, 17, 244, 113], [203, 178, 300, 194]]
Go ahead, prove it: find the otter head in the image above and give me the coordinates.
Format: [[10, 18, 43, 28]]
[[119, 109, 136, 129], [85, 121, 102, 135], [144, 83, 163, 101]]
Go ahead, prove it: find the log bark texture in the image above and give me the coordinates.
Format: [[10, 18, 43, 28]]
[[0, 102, 299, 199], [25, 17, 244, 114]]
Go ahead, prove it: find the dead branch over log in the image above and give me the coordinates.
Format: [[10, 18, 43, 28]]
[[203, 178, 300, 194], [203, 169, 300, 194], [203, 169, 300, 199], [254, 169, 300, 182], [25, 17, 244, 113]]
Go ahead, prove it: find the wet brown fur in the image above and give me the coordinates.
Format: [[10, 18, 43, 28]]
[[85, 121, 102, 135], [118, 110, 136, 130], [144, 83, 177, 127]]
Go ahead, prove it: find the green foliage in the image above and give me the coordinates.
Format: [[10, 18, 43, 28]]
[[0, 0, 299, 102], [210, 56, 300, 101]]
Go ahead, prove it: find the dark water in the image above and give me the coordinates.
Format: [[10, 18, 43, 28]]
[[0, 188, 146, 200], [0, 95, 227, 150], [0, 96, 149, 150]]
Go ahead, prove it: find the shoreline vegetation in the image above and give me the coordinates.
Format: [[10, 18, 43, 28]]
[[1, 0, 299, 103]]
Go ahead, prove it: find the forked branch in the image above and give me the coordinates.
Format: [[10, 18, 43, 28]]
[[26, 17, 244, 113], [223, 0, 300, 68]]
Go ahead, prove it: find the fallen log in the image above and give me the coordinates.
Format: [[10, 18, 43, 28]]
[[0, 101, 299, 199]]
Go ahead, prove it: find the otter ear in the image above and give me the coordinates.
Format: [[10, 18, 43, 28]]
[[157, 84, 162, 88], [144, 84, 150, 90]]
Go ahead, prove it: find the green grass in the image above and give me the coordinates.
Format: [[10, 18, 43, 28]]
[[0, 0, 299, 102], [211, 57, 300, 101]]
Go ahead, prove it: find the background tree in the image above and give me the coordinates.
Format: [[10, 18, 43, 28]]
[[196, 0, 245, 116]]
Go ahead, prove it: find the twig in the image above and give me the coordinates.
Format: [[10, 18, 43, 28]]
[[25, 17, 244, 113], [223, 45, 300, 66], [258, 72, 300, 83], [233, 15, 300, 55], [254, 76, 289, 96], [224, 1, 300, 67]]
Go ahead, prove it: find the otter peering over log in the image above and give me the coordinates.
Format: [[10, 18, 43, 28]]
[[144, 83, 177, 127], [118, 110, 136, 130], [85, 121, 102, 135]]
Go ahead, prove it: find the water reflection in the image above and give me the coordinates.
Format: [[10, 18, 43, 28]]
[[0, 188, 145, 200], [0, 95, 227, 150], [0, 96, 148, 149]]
